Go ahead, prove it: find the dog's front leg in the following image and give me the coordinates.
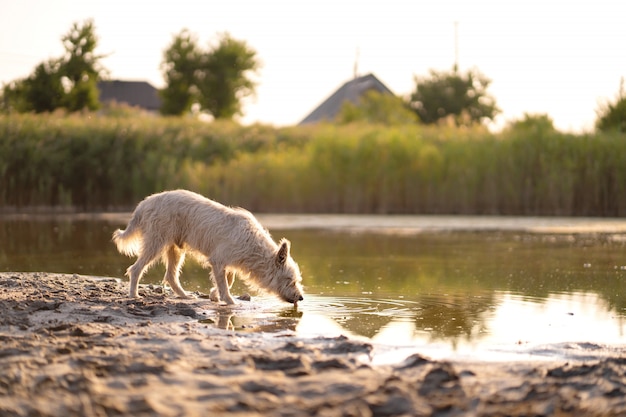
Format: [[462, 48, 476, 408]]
[[212, 267, 236, 305]]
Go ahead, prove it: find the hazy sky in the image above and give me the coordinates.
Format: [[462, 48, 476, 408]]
[[1, 0, 624, 131]]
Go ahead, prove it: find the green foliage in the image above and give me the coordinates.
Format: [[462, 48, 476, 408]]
[[59, 19, 103, 112], [506, 113, 556, 133], [180, 123, 626, 216], [30, 60, 66, 112], [160, 30, 260, 119], [596, 78, 626, 132], [0, 20, 104, 113], [160, 29, 201, 116], [409, 68, 499, 126], [0, 113, 300, 209], [197, 33, 260, 119], [336, 90, 419, 125], [1, 59, 65, 113], [2, 114, 626, 216]]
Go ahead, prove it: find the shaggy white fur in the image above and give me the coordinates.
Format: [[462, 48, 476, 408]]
[[112, 190, 304, 305]]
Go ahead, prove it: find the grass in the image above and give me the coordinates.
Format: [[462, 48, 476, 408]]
[[2, 111, 626, 216]]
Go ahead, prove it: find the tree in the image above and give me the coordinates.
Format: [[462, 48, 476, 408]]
[[160, 30, 201, 115], [1, 59, 64, 113], [596, 78, 626, 133], [0, 81, 27, 112], [0, 20, 104, 113], [160, 31, 260, 119], [197, 33, 259, 119], [409, 68, 499, 126], [59, 19, 104, 111], [336, 90, 419, 125]]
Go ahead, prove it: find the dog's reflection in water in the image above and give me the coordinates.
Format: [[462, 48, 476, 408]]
[[199, 307, 303, 333]]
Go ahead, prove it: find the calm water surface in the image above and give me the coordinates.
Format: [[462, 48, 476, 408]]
[[2, 214, 625, 359]]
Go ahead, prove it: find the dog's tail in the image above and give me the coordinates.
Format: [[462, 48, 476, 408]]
[[112, 214, 143, 257]]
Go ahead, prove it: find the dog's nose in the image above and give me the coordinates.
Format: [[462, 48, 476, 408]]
[[298, 295, 304, 301]]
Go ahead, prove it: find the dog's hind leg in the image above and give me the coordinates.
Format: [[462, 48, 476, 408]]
[[163, 246, 190, 298], [126, 237, 163, 298], [126, 255, 155, 298]]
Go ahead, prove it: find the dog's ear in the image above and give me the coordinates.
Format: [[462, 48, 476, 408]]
[[276, 238, 290, 266]]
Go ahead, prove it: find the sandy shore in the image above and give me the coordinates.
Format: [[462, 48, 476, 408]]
[[1, 272, 625, 416]]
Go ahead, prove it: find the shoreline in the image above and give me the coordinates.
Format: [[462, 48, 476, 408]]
[[4, 212, 626, 235], [1, 272, 625, 416]]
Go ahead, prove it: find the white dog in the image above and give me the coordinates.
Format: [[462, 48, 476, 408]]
[[112, 190, 304, 305]]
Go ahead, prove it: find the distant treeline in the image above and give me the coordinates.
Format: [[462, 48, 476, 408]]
[[2, 112, 626, 216]]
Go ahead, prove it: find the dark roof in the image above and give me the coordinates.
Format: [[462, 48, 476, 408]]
[[98, 80, 161, 111], [299, 73, 394, 125]]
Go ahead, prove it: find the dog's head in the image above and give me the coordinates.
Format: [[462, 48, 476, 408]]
[[273, 238, 304, 305]]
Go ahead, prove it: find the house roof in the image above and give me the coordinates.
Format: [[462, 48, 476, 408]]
[[299, 73, 394, 125], [97, 80, 161, 111]]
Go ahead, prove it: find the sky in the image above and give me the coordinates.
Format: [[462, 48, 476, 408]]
[[1, 0, 625, 131]]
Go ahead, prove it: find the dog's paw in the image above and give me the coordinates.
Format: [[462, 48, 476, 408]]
[[222, 297, 237, 306], [177, 292, 196, 299], [209, 287, 219, 302]]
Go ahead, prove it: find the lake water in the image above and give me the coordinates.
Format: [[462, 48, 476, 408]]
[[2, 213, 625, 360]]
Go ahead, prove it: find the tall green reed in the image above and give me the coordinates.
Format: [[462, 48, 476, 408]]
[[2, 112, 626, 215], [0, 112, 297, 209]]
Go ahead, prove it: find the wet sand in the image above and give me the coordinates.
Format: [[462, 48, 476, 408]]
[[1, 272, 625, 416]]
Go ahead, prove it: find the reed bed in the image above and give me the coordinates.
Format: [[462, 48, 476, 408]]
[[2, 112, 625, 216]]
